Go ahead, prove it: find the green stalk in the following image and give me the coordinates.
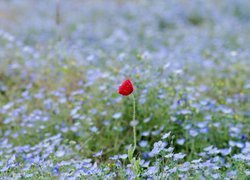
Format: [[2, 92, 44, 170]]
[[131, 93, 137, 152]]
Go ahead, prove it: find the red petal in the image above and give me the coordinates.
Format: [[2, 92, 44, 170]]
[[117, 79, 134, 96]]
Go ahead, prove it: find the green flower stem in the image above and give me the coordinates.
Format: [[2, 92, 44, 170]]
[[131, 93, 136, 152]]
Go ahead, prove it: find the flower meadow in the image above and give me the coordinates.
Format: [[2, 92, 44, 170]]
[[0, 0, 250, 179]]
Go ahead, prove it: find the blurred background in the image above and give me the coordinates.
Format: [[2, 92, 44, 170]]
[[0, 0, 250, 178]]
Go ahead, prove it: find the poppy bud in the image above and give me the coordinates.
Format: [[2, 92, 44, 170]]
[[117, 79, 134, 96]]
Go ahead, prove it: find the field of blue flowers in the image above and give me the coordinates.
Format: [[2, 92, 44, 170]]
[[0, 0, 250, 179]]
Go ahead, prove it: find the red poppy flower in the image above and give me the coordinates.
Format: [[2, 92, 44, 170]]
[[117, 79, 134, 96]]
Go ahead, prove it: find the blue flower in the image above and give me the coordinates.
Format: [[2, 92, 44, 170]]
[[149, 141, 167, 157]]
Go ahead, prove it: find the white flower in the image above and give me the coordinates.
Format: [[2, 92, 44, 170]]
[[161, 132, 171, 139]]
